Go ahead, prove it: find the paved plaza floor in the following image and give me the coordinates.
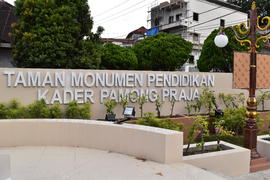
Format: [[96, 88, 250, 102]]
[[227, 170, 270, 180], [2, 146, 270, 180], [0, 146, 225, 180]]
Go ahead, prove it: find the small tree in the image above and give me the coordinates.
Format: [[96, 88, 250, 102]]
[[104, 99, 117, 114], [185, 102, 193, 116], [170, 97, 176, 117], [133, 32, 192, 71], [214, 119, 235, 150], [219, 106, 247, 135], [101, 43, 138, 70], [119, 94, 129, 114], [185, 116, 209, 153], [219, 92, 245, 108], [197, 29, 248, 72], [257, 90, 270, 111], [12, 0, 103, 69], [137, 94, 148, 118], [155, 96, 163, 118], [228, 0, 270, 17], [193, 99, 202, 114], [199, 88, 218, 115]]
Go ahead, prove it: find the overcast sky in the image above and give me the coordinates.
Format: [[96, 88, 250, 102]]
[[5, 0, 160, 38]]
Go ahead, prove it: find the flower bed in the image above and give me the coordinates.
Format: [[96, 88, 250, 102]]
[[183, 141, 250, 176]]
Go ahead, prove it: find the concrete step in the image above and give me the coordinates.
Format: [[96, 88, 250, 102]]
[[251, 157, 268, 166], [250, 161, 270, 173]]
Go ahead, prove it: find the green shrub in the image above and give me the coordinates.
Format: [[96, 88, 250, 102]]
[[201, 135, 244, 147], [7, 100, 28, 119], [79, 103, 91, 119], [66, 101, 81, 119], [218, 106, 246, 135], [199, 88, 218, 115], [136, 113, 183, 131], [65, 101, 91, 119], [0, 99, 92, 120], [0, 103, 9, 119], [27, 99, 50, 118], [186, 115, 209, 153], [49, 103, 62, 118], [104, 99, 117, 114]]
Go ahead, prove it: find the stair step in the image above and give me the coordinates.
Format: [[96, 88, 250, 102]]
[[251, 157, 268, 166], [250, 162, 270, 173]]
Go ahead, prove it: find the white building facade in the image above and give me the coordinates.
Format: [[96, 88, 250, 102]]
[[149, 0, 247, 72]]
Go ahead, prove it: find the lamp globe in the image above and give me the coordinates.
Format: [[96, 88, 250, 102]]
[[214, 34, 229, 48]]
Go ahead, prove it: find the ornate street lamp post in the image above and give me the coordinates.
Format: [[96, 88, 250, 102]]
[[215, 1, 270, 159]]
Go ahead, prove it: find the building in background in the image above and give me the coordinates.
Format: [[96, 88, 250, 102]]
[[0, 0, 16, 68], [101, 27, 147, 47], [148, 0, 247, 72], [126, 26, 147, 42], [101, 38, 135, 47]]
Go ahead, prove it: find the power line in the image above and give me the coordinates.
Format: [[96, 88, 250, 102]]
[[176, 10, 240, 36], [105, 20, 246, 39], [95, 1, 150, 26], [97, 3, 224, 28], [95, 0, 147, 22], [199, 21, 248, 37], [194, 19, 246, 31], [187, 10, 239, 29], [93, 0, 132, 18], [151, 5, 224, 30]]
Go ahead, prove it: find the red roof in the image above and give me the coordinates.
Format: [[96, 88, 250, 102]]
[[126, 26, 147, 39]]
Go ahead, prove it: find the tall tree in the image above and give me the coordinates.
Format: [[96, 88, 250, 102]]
[[11, 0, 103, 69], [100, 43, 138, 70], [133, 32, 192, 71], [228, 0, 270, 16], [197, 29, 248, 72]]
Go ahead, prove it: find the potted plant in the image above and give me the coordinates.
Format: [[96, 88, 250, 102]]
[[104, 99, 117, 121]]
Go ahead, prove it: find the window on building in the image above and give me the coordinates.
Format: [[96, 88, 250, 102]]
[[176, 14, 180, 21], [176, 13, 182, 21], [220, 19, 225, 27], [193, 12, 199, 21], [189, 55, 195, 64], [193, 33, 199, 42], [169, 16, 174, 23], [154, 18, 159, 26]]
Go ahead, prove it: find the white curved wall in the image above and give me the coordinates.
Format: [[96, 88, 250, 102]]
[[0, 119, 183, 164]]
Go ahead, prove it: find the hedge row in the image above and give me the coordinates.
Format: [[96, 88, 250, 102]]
[[0, 99, 91, 120]]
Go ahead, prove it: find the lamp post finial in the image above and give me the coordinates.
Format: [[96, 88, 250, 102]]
[[252, 1, 256, 10]]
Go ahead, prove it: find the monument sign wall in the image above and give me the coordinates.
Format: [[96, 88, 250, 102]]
[[0, 68, 254, 119]]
